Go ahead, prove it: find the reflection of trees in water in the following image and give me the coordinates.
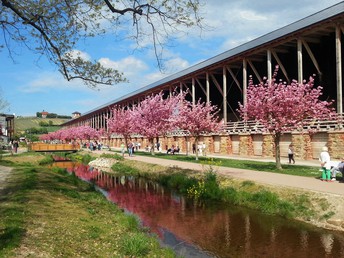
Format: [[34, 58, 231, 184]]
[[68, 165, 344, 258]]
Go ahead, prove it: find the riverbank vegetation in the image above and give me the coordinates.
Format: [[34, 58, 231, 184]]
[[110, 149, 336, 179], [109, 158, 319, 220], [0, 153, 175, 257], [68, 150, 339, 226]]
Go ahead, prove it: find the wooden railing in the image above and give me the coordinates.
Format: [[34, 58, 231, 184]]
[[222, 114, 344, 134], [108, 114, 344, 138], [29, 143, 80, 152]]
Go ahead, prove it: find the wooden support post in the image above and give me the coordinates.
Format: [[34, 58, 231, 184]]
[[336, 25, 343, 114], [297, 39, 303, 83], [223, 66, 227, 123]]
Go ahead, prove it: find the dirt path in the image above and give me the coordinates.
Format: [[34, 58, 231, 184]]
[[127, 155, 344, 196], [0, 165, 12, 191]]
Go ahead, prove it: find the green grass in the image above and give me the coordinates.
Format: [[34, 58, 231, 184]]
[[0, 159, 175, 257], [113, 150, 324, 178], [14, 117, 68, 135]]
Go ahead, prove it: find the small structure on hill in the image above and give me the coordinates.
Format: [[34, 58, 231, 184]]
[[72, 111, 81, 119], [41, 110, 49, 119], [0, 113, 14, 142]]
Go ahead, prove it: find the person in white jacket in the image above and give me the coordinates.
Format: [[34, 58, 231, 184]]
[[319, 146, 331, 181]]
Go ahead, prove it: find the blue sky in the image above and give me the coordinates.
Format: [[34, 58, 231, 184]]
[[0, 0, 342, 117]]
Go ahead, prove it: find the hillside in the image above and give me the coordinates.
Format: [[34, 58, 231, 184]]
[[15, 117, 70, 134]]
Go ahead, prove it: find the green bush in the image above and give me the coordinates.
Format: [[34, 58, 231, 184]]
[[38, 155, 54, 165], [100, 153, 124, 161], [120, 232, 150, 257], [111, 162, 140, 175]]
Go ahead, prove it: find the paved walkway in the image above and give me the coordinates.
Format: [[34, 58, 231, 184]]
[[118, 149, 344, 196]]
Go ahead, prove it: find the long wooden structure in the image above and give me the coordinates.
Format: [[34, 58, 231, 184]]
[[29, 143, 79, 152], [60, 3, 344, 161]]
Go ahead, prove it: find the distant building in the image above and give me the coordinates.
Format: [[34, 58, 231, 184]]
[[0, 113, 14, 142], [41, 110, 49, 118], [72, 111, 81, 119]]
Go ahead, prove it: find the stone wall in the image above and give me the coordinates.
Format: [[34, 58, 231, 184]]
[[105, 130, 344, 161]]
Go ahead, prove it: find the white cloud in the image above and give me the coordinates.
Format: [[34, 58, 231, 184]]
[[66, 49, 91, 61], [239, 10, 268, 21], [99, 56, 148, 76]]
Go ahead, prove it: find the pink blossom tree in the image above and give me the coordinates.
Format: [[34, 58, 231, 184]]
[[238, 66, 335, 170], [106, 106, 134, 151], [131, 91, 181, 155], [39, 125, 101, 145], [175, 99, 221, 160]]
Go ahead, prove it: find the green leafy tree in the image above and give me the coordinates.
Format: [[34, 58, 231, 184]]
[[1, 0, 203, 88]]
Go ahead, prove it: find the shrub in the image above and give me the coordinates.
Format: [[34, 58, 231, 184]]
[[120, 232, 150, 256], [100, 153, 124, 161]]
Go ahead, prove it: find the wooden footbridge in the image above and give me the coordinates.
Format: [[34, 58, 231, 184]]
[[28, 143, 80, 152]]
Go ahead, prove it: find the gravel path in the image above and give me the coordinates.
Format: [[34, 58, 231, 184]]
[[126, 154, 344, 196]]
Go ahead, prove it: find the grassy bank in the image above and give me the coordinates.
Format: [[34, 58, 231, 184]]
[[109, 149, 327, 178], [67, 150, 335, 224], [0, 153, 175, 257], [109, 159, 320, 220]]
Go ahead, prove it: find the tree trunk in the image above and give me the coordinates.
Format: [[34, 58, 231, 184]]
[[274, 133, 282, 170], [185, 136, 189, 156], [195, 136, 199, 161], [150, 138, 155, 155]]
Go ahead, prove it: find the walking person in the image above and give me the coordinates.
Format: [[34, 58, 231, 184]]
[[192, 143, 196, 154], [202, 142, 206, 156], [128, 142, 133, 157], [319, 146, 331, 181], [120, 142, 126, 157], [288, 144, 295, 164]]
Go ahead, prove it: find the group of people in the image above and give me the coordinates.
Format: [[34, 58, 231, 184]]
[[319, 146, 344, 182], [289, 144, 343, 181], [166, 145, 180, 154], [85, 141, 103, 151], [10, 140, 19, 153], [192, 143, 206, 156]]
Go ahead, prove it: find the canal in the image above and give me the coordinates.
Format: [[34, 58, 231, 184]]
[[61, 162, 344, 258]]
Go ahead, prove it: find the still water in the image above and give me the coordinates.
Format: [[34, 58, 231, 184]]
[[61, 162, 344, 258]]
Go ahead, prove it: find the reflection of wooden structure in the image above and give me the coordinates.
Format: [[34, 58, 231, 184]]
[[50, 161, 75, 169], [29, 143, 79, 152]]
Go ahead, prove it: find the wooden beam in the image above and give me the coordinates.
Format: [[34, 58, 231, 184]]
[[297, 38, 303, 83], [243, 59, 247, 106], [195, 78, 207, 96], [206, 72, 210, 104], [226, 66, 242, 93], [210, 73, 223, 95], [223, 66, 227, 123], [247, 59, 262, 82], [301, 38, 321, 75], [271, 50, 290, 82], [267, 49, 272, 82], [192, 77, 195, 105], [336, 25, 343, 113]]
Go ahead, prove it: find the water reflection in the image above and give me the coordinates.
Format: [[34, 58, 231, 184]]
[[64, 163, 344, 258]]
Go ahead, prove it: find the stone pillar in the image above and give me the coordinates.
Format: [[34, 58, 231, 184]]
[[177, 136, 186, 152], [204, 136, 214, 154], [239, 134, 254, 156], [292, 133, 313, 160], [226, 135, 233, 155], [262, 133, 274, 157], [219, 135, 228, 155], [328, 131, 344, 159]]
